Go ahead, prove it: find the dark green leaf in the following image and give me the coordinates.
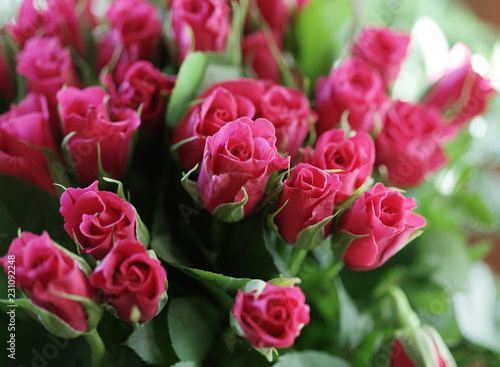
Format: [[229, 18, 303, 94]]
[[273, 351, 351, 367]]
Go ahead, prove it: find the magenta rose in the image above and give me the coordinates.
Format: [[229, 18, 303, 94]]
[[274, 163, 341, 245], [171, 0, 231, 61], [232, 281, 310, 349], [315, 57, 386, 136], [303, 129, 375, 203], [423, 54, 495, 132], [0, 93, 58, 193], [105, 60, 176, 131], [253, 0, 288, 35], [242, 31, 282, 83], [59, 181, 138, 260], [375, 100, 448, 187], [107, 0, 162, 62], [16, 36, 79, 110], [57, 86, 141, 184], [6, 0, 96, 54], [197, 117, 289, 216], [352, 26, 411, 86], [172, 79, 263, 169], [0, 231, 96, 333], [338, 183, 426, 271], [90, 239, 167, 323]]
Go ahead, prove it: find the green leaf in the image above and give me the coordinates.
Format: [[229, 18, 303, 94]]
[[451, 191, 497, 232], [273, 351, 351, 367], [291, 0, 354, 90], [0, 175, 68, 253], [124, 307, 178, 367], [168, 297, 221, 365], [167, 52, 209, 128], [171, 362, 198, 367], [212, 187, 248, 223]]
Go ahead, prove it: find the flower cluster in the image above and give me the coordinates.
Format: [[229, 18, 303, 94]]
[[0, 0, 496, 365]]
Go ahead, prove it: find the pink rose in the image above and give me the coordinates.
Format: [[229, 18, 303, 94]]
[[173, 79, 263, 170], [339, 183, 426, 271], [171, 0, 231, 61], [242, 31, 282, 83], [352, 26, 411, 86], [198, 117, 289, 216], [107, 0, 162, 62], [315, 57, 386, 136], [303, 129, 375, 203], [105, 61, 176, 132], [90, 239, 167, 323], [0, 93, 58, 193], [274, 163, 342, 245], [0, 231, 95, 333], [375, 100, 447, 187], [59, 181, 138, 260], [57, 86, 141, 184], [16, 36, 79, 108], [232, 281, 310, 349], [6, 0, 96, 54], [423, 54, 495, 132], [253, 0, 288, 35]]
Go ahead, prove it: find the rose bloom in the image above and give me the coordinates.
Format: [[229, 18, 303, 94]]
[[315, 57, 386, 136], [57, 86, 141, 184], [0, 93, 58, 193], [352, 26, 411, 86], [60, 181, 138, 260], [0, 231, 95, 333], [0, 41, 15, 100], [274, 163, 342, 245], [107, 0, 162, 62], [171, 0, 231, 61], [423, 46, 495, 133], [253, 0, 288, 35], [90, 239, 167, 323], [232, 281, 310, 349], [173, 78, 313, 169], [105, 60, 176, 132], [16, 36, 79, 109], [375, 100, 448, 187], [303, 129, 375, 203], [198, 117, 289, 216], [338, 183, 426, 271], [242, 31, 282, 83], [5, 0, 96, 54]]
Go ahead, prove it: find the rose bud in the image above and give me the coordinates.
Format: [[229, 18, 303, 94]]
[[423, 43, 495, 133], [197, 117, 289, 220], [252, 0, 288, 35], [242, 31, 282, 83], [57, 86, 141, 184], [315, 57, 386, 136], [0, 231, 101, 337], [104, 61, 176, 132], [338, 183, 426, 271], [231, 280, 310, 357], [59, 181, 140, 260], [172, 79, 264, 170], [273, 163, 341, 247], [90, 239, 168, 324], [5, 0, 96, 54], [391, 326, 456, 367], [303, 129, 375, 204], [259, 84, 313, 160], [0, 93, 59, 194], [375, 100, 448, 187], [352, 26, 411, 86], [107, 0, 162, 62], [171, 0, 231, 62], [16, 36, 79, 134]]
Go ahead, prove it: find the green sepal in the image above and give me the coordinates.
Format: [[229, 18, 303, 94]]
[[180, 164, 203, 207], [212, 187, 248, 223], [268, 276, 301, 288], [294, 215, 335, 250], [330, 230, 369, 263]]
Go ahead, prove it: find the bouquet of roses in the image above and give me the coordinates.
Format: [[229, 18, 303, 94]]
[[0, 0, 499, 366]]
